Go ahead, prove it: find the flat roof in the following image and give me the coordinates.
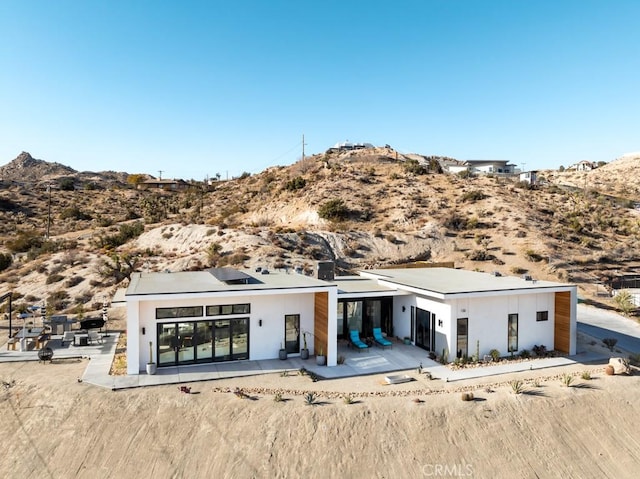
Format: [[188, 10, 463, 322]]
[[333, 276, 398, 295], [360, 268, 572, 295], [126, 270, 333, 296]]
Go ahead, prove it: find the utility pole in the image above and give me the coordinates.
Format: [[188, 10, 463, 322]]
[[521, 162, 526, 173], [46, 185, 51, 239], [301, 134, 308, 172], [158, 170, 163, 180]]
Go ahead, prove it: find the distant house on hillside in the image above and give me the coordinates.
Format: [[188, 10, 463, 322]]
[[569, 160, 596, 172], [445, 160, 516, 175], [138, 178, 190, 191], [519, 170, 539, 186], [327, 141, 375, 153]]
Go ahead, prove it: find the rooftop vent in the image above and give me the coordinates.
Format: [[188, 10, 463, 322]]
[[317, 261, 335, 281], [255, 266, 262, 272], [261, 269, 270, 275], [493, 271, 502, 277], [522, 274, 532, 281]]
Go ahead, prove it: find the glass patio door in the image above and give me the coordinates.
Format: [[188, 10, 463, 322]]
[[214, 320, 231, 362], [158, 323, 178, 366]]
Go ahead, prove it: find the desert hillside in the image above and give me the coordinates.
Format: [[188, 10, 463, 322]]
[[1, 149, 639, 318]]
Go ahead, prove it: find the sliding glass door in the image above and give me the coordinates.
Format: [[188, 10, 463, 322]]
[[158, 318, 249, 366]]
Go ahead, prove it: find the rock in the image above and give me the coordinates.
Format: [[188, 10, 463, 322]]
[[609, 358, 631, 375]]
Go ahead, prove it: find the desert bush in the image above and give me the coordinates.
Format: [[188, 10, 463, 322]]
[[46, 273, 64, 285], [602, 338, 618, 351], [581, 371, 592, 380], [284, 176, 306, 191], [443, 213, 468, 231], [95, 221, 144, 249], [74, 292, 93, 304], [466, 249, 492, 261], [489, 349, 500, 361], [461, 392, 474, 401], [524, 249, 544, 262], [0, 253, 12, 272], [47, 290, 70, 311], [343, 394, 355, 404], [461, 190, 486, 203], [60, 207, 92, 221], [510, 266, 528, 275], [561, 373, 574, 387], [532, 344, 548, 357], [304, 392, 317, 405], [64, 276, 84, 288], [510, 380, 525, 394], [59, 177, 75, 191], [6, 231, 43, 253], [613, 290, 635, 316], [217, 252, 250, 266], [403, 159, 427, 175], [318, 199, 349, 221]]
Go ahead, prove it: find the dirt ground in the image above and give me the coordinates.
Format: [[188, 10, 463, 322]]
[[1, 356, 639, 478]]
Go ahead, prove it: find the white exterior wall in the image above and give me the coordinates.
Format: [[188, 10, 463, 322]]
[[392, 295, 414, 340], [449, 292, 556, 359], [415, 296, 452, 355], [131, 291, 319, 374], [126, 299, 141, 374]]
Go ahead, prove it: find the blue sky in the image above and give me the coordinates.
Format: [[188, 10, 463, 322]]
[[1, 0, 639, 179]]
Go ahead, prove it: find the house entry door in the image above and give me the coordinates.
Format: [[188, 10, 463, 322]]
[[415, 308, 431, 351]]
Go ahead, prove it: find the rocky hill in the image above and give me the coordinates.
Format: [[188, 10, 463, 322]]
[[0, 151, 129, 188], [1, 148, 639, 319], [0, 152, 76, 182]]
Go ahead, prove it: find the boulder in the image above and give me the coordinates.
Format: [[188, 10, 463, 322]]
[[608, 357, 631, 375]]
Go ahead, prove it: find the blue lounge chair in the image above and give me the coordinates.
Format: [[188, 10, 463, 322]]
[[373, 328, 392, 349], [349, 330, 369, 350]]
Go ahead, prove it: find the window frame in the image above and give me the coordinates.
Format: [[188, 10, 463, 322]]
[[155, 306, 203, 319], [206, 303, 251, 316], [536, 311, 549, 322]]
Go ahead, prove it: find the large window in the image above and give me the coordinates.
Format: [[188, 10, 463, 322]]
[[206, 303, 250, 316], [284, 314, 300, 354], [508, 314, 518, 352], [346, 301, 363, 333], [456, 318, 468, 358], [156, 306, 203, 319]]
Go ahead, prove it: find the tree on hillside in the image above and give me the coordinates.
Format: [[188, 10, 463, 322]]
[[613, 289, 635, 317], [127, 174, 147, 186], [98, 252, 140, 284]]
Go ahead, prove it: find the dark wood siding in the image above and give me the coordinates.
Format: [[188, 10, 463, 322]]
[[554, 291, 571, 353], [314, 292, 329, 356]]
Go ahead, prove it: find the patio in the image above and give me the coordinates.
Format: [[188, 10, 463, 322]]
[[0, 332, 118, 363]]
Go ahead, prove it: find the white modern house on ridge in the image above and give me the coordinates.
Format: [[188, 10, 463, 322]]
[[124, 266, 577, 374]]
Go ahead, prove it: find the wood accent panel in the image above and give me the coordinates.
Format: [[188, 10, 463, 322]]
[[314, 292, 329, 355], [554, 291, 571, 353]]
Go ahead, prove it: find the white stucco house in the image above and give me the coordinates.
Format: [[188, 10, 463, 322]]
[[124, 267, 576, 374], [446, 160, 517, 175]]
